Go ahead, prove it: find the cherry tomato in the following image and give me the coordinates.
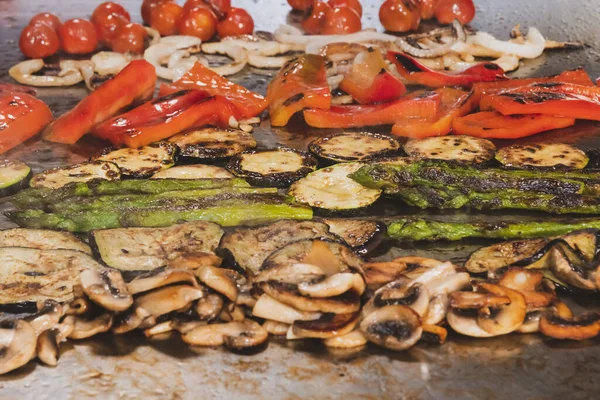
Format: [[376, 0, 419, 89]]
[[418, 0, 437, 19], [178, 7, 218, 41], [206, 0, 232, 18], [29, 13, 62, 32], [302, 1, 331, 35], [58, 18, 98, 54], [287, 0, 313, 11], [434, 0, 475, 24], [321, 6, 361, 35], [91, 2, 131, 25], [379, 0, 421, 32], [216, 7, 254, 38], [19, 23, 59, 58], [328, 0, 363, 17], [183, 0, 211, 13], [141, 0, 172, 25], [150, 2, 184, 36], [110, 23, 147, 54], [94, 13, 129, 46]]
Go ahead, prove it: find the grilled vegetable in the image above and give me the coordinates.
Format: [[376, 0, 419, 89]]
[[220, 220, 338, 274], [29, 161, 121, 189], [403, 136, 496, 164], [289, 163, 382, 211], [495, 143, 589, 169], [0, 228, 91, 253], [94, 142, 177, 178], [151, 164, 233, 179], [320, 218, 386, 254], [308, 132, 401, 163], [0, 160, 31, 197], [168, 127, 256, 160], [90, 221, 223, 271], [227, 148, 318, 188]]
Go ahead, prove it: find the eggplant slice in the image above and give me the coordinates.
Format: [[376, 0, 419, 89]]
[[227, 147, 318, 188], [169, 127, 256, 159], [0, 160, 31, 197], [151, 165, 233, 179], [320, 218, 385, 254], [0, 228, 91, 254], [89, 221, 224, 271], [29, 161, 121, 189], [94, 142, 177, 178], [404, 136, 496, 164], [289, 163, 382, 211], [495, 143, 589, 169], [219, 220, 338, 275], [308, 132, 401, 163]]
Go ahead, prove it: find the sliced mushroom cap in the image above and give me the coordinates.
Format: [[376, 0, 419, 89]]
[[166, 253, 223, 270], [360, 305, 423, 351], [195, 266, 239, 302], [419, 324, 448, 345], [292, 312, 360, 339], [135, 285, 205, 317], [262, 320, 290, 336], [56, 315, 75, 339], [298, 272, 365, 298], [182, 320, 268, 350], [516, 311, 542, 334], [425, 272, 471, 297], [363, 260, 407, 290], [539, 310, 600, 340], [80, 268, 133, 312], [196, 294, 225, 321], [65, 296, 90, 316], [36, 328, 61, 366], [423, 294, 450, 326], [112, 307, 151, 334], [449, 291, 511, 309], [26, 300, 63, 336], [68, 313, 113, 339], [549, 247, 597, 291], [145, 320, 205, 337], [476, 283, 527, 336], [127, 269, 199, 295], [253, 262, 325, 284], [410, 262, 457, 285], [446, 309, 494, 338], [252, 294, 321, 324], [497, 267, 555, 309], [323, 329, 368, 348], [219, 305, 246, 322], [236, 291, 257, 308], [364, 281, 430, 318], [0, 320, 37, 375]]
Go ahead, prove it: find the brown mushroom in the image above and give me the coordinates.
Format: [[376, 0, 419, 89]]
[[166, 252, 223, 270], [298, 273, 365, 298], [127, 269, 199, 295], [323, 329, 367, 348], [56, 316, 75, 339], [80, 268, 133, 312], [36, 328, 61, 366], [196, 294, 225, 321], [112, 307, 151, 334], [292, 312, 360, 339], [449, 291, 511, 309], [360, 305, 423, 351], [446, 309, 494, 338], [236, 290, 257, 308], [263, 320, 290, 336], [182, 320, 268, 350], [364, 281, 430, 318], [144, 320, 204, 337], [0, 320, 37, 375], [419, 324, 448, 345], [549, 247, 597, 291], [539, 309, 600, 340], [409, 261, 457, 285], [195, 266, 239, 302], [252, 294, 321, 324], [516, 311, 542, 333], [425, 272, 471, 297], [497, 267, 555, 309], [26, 300, 63, 336], [302, 240, 345, 275], [135, 285, 205, 317], [69, 313, 113, 339], [219, 305, 246, 322], [476, 283, 527, 336], [65, 296, 91, 316], [423, 294, 450, 326], [363, 260, 408, 290]]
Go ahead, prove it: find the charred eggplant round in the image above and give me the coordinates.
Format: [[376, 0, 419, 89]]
[[309, 132, 401, 163], [94, 142, 177, 178], [169, 127, 256, 160], [29, 161, 120, 189], [495, 143, 589, 169], [404, 136, 496, 164]]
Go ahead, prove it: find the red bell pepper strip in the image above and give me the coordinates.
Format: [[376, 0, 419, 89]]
[[388, 51, 508, 88], [267, 54, 331, 126], [338, 48, 406, 104], [0, 83, 37, 96], [159, 62, 267, 119], [391, 88, 477, 138], [452, 111, 576, 139], [303, 91, 440, 129], [42, 60, 156, 145], [0, 92, 53, 154]]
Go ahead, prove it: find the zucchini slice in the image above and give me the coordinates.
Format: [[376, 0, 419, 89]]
[[169, 127, 256, 159], [29, 161, 121, 189], [495, 143, 589, 169], [151, 164, 233, 179], [219, 220, 338, 274], [0, 228, 91, 254], [465, 238, 548, 274], [289, 163, 382, 211], [0, 160, 31, 197], [89, 221, 224, 271], [227, 147, 318, 188], [404, 136, 496, 164], [320, 218, 385, 254], [95, 142, 177, 178], [308, 132, 401, 162]]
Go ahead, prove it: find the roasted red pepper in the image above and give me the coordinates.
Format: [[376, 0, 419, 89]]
[[303, 91, 440, 128], [159, 62, 267, 119], [0, 83, 37, 96], [391, 88, 477, 138], [452, 111, 576, 139], [0, 92, 53, 154], [339, 48, 406, 104], [267, 54, 331, 126], [388, 51, 508, 88]]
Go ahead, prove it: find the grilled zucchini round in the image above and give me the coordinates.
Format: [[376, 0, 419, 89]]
[[30, 161, 121, 189], [169, 127, 256, 159], [227, 147, 318, 188], [495, 143, 589, 169], [309, 132, 401, 163], [404, 136, 496, 164], [0, 160, 31, 197], [151, 164, 233, 179], [95, 142, 177, 178]]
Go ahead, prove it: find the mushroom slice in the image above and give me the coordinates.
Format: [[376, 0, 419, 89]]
[[539, 310, 600, 340], [135, 285, 205, 318], [363, 260, 408, 290], [446, 309, 494, 338], [80, 268, 132, 312], [420, 325, 448, 345], [292, 312, 360, 339], [364, 281, 430, 318], [425, 272, 471, 297], [127, 269, 199, 295], [549, 246, 597, 291], [0, 320, 37, 375], [182, 320, 268, 350], [112, 307, 151, 334], [36, 328, 61, 366], [56, 316, 75, 339], [449, 291, 511, 309], [252, 294, 321, 324], [423, 294, 450, 326], [144, 321, 177, 337], [236, 291, 256, 308], [195, 266, 239, 302], [360, 305, 423, 351], [253, 262, 325, 284], [26, 300, 63, 336], [323, 329, 367, 348], [219, 305, 245, 322], [476, 283, 527, 336], [68, 313, 113, 340], [298, 273, 365, 298], [263, 320, 290, 336], [517, 311, 542, 334], [497, 267, 555, 309], [410, 262, 457, 285], [195, 294, 224, 321], [65, 297, 90, 316]]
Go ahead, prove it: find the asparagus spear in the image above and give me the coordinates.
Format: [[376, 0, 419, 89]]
[[388, 217, 600, 241]]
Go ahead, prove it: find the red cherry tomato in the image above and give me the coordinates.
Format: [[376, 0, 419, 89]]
[[29, 13, 62, 32], [434, 0, 475, 24], [178, 7, 218, 41], [379, 0, 421, 32], [94, 13, 129, 46], [141, 0, 172, 25], [183, 0, 211, 13], [91, 2, 131, 25], [110, 23, 147, 54], [418, 0, 437, 19], [216, 7, 254, 38], [150, 2, 184, 36], [302, 1, 331, 34], [287, 0, 313, 11], [321, 6, 362, 35], [328, 0, 363, 17], [19, 23, 60, 58], [58, 18, 98, 54]]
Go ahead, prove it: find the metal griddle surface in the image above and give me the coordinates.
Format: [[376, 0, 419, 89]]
[[1, 0, 600, 398]]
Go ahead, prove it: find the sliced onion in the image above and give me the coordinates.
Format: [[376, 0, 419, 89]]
[[145, 27, 161, 46], [248, 54, 290, 69], [465, 27, 545, 59], [396, 20, 467, 58], [91, 51, 130, 76]]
